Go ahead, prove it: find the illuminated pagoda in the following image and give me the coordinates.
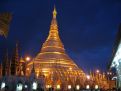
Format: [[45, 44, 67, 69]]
[[27, 7, 86, 89], [110, 24, 121, 88]]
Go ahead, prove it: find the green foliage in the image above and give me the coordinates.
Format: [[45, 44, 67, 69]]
[[0, 13, 12, 37]]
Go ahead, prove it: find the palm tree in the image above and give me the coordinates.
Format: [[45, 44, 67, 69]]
[[0, 13, 12, 37]]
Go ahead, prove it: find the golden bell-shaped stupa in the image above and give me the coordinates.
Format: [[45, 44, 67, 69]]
[[27, 6, 86, 89]]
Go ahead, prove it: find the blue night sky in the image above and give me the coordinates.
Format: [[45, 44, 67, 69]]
[[0, 0, 121, 73]]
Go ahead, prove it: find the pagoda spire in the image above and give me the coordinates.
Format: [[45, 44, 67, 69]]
[[41, 6, 65, 52], [53, 6, 57, 19], [50, 6, 58, 32], [27, 6, 86, 86], [11, 42, 20, 75]]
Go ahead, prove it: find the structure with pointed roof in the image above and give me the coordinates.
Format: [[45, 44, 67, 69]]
[[110, 24, 121, 88], [27, 7, 86, 90]]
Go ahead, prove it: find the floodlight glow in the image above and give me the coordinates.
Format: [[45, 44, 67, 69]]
[[24, 85, 28, 88], [68, 85, 71, 89], [1, 82, 5, 89], [86, 85, 90, 89], [76, 85, 80, 90], [26, 56, 31, 61], [56, 85, 60, 89], [32, 82, 37, 90], [46, 85, 52, 88], [86, 75, 90, 80], [95, 85, 98, 89], [96, 70, 100, 73], [16, 83, 23, 91], [46, 85, 49, 88], [69, 67, 72, 70]]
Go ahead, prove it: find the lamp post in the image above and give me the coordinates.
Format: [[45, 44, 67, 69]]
[[96, 70, 100, 74], [25, 56, 31, 62], [85, 75, 91, 90], [24, 56, 31, 76], [95, 69, 101, 90]]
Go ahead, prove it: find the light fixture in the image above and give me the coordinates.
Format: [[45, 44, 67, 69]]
[[86, 75, 90, 80], [1, 82, 5, 89], [16, 83, 23, 91], [46, 85, 52, 88], [46, 85, 50, 88], [69, 67, 72, 70], [56, 85, 60, 89], [76, 85, 80, 90], [95, 85, 98, 89], [24, 85, 28, 89], [86, 85, 90, 89], [68, 85, 71, 89], [32, 82, 37, 90], [26, 56, 31, 61], [96, 70, 99, 73]]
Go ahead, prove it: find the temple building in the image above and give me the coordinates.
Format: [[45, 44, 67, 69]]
[[0, 7, 113, 91], [26, 7, 86, 89], [110, 24, 121, 88]]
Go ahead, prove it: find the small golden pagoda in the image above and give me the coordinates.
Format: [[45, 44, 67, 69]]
[[27, 7, 86, 89]]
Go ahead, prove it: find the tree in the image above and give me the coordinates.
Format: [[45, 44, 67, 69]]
[[0, 13, 12, 37]]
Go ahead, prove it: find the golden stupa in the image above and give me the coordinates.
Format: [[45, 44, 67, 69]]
[[27, 7, 86, 88]]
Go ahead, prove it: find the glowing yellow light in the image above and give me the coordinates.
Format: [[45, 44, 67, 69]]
[[27, 68, 29, 70], [68, 85, 71, 89], [44, 73, 48, 76], [26, 56, 31, 61], [96, 70, 99, 73], [46, 85, 51, 88], [53, 6, 57, 18], [43, 46, 64, 49], [69, 67, 72, 70], [25, 6, 86, 88], [46, 85, 49, 88], [36, 73, 39, 78], [76, 85, 80, 90], [40, 52, 66, 55], [86, 85, 90, 89], [86, 75, 90, 80], [56, 85, 60, 89], [95, 85, 98, 89]]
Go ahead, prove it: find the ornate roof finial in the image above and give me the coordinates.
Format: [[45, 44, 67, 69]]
[[53, 5, 57, 18]]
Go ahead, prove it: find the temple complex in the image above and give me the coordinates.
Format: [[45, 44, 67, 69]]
[[0, 7, 112, 91]]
